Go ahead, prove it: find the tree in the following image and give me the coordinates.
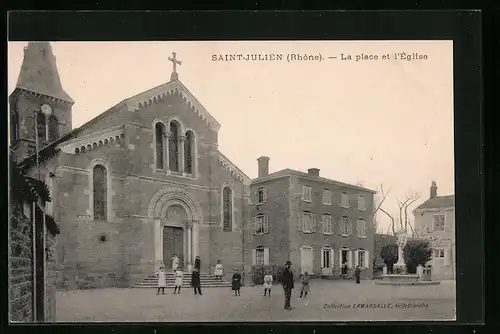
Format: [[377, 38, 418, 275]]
[[380, 244, 398, 273], [403, 239, 432, 274], [378, 189, 420, 236], [373, 184, 391, 234]]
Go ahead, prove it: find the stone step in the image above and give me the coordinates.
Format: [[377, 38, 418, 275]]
[[131, 284, 232, 288], [133, 273, 232, 288]]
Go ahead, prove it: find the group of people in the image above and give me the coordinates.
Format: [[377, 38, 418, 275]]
[[155, 257, 362, 310], [154, 256, 242, 296]]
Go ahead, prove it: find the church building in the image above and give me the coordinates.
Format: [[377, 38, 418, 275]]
[[10, 42, 251, 289]]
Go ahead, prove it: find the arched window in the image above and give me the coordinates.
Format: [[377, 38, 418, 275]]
[[10, 108, 19, 142], [37, 112, 46, 142], [93, 165, 107, 220], [155, 123, 166, 169], [48, 115, 59, 142], [184, 130, 194, 174], [222, 187, 232, 231], [168, 121, 180, 172]]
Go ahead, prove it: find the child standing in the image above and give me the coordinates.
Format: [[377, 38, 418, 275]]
[[155, 266, 167, 295], [299, 271, 310, 298], [214, 260, 224, 280], [173, 266, 183, 294], [263, 270, 273, 297], [232, 268, 242, 296]]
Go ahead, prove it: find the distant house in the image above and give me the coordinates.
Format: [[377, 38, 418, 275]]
[[413, 181, 455, 280]]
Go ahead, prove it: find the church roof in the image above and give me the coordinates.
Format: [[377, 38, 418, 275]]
[[78, 78, 221, 133], [415, 195, 455, 210], [13, 42, 74, 104], [252, 168, 377, 193]]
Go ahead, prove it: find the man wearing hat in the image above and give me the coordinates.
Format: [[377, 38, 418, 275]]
[[282, 261, 294, 310]]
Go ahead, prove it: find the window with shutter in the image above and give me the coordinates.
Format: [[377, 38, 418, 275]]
[[364, 251, 370, 269], [256, 247, 265, 265], [263, 248, 270, 265], [357, 196, 366, 211], [302, 186, 312, 202], [311, 214, 317, 232], [263, 215, 269, 234], [263, 189, 268, 203], [341, 192, 350, 208], [252, 218, 256, 235]]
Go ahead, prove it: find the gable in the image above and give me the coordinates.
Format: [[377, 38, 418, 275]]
[[77, 79, 221, 136]]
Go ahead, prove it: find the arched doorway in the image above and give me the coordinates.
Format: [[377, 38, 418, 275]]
[[164, 204, 187, 268], [148, 187, 203, 272]]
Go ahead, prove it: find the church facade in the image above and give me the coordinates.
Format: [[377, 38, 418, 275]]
[[10, 42, 251, 289]]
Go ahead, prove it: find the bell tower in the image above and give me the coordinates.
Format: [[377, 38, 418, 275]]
[[9, 41, 74, 162]]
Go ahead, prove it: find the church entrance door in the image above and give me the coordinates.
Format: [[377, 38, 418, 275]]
[[163, 226, 184, 269]]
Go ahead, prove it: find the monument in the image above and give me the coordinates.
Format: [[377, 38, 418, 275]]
[[393, 228, 408, 273], [375, 228, 440, 286]]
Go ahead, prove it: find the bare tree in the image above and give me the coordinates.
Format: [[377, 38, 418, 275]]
[[396, 191, 420, 233], [372, 184, 391, 234]]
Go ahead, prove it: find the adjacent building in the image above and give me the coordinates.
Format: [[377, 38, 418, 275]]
[[246, 157, 376, 280], [413, 181, 455, 280]]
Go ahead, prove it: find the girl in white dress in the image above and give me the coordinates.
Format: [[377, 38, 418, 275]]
[[172, 254, 180, 273], [155, 266, 167, 295], [214, 260, 224, 280], [173, 267, 183, 294], [263, 270, 273, 296]]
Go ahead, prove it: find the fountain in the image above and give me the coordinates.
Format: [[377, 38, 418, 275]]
[[375, 228, 440, 286]]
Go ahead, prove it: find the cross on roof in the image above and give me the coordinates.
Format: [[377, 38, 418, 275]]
[[168, 52, 182, 73]]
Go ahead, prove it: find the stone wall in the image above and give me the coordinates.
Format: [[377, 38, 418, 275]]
[[9, 203, 34, 322], [45, 231, 57, 321]]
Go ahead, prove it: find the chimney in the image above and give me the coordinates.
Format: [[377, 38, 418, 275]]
[[308, 168, 320, 177], [430, 181, 437, 199], [257, 156, 270, 178]]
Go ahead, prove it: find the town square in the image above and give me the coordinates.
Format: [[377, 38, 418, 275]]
[[56, 280, 455, 322], [8, 40, 456, 322]]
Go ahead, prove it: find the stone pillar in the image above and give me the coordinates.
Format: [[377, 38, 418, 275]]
[[382, 266, 388, 276], [165, 132, 171, 173], [179, 135, 186, 174], [154, 219, 164, 271], [187, 224, 193, 271], [193, 221, 199, 258]]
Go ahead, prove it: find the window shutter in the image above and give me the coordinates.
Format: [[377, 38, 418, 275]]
[[252, 249, 256, 265], [347, 250, 353, 268], [254, 191, 258, 204], [365, 251, 370, 269], [349, 219, 353, 235], [444, 247, 451, 266], [263, 215, 269, 234], [331, 250, 335, 268], [320, 248, 325, 268], [264, 247, 270, 265], [263, 189, 268, 203], [312, 215, 317, 232], [354, 250, 359, 267], [338, 218, 342, 235], [320, 216, 325, 234], [252, 217, 256, 235], [298, 212, 303, 231]]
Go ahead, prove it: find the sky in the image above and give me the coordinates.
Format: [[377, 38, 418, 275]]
[[8, 41, 455, 234]]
